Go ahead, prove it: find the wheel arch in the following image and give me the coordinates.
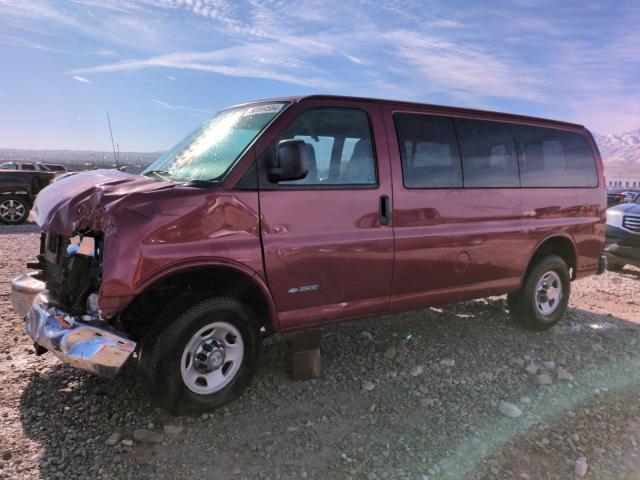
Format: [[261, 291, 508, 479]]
[[121, 260, 278, 340], [523, 234, 577, 281]]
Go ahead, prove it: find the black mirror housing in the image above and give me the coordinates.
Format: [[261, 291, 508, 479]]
[[269, 139, 309, 182]]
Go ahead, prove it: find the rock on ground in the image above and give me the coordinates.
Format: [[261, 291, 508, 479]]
[[575, 457, 588, 477], [104, 432, 121, 446], [133, 429, 164, 444], [557, 366, 574, 381], [498, 402, 522, 418], [535, 373, 553, 386], [362, 380, 376, 391]]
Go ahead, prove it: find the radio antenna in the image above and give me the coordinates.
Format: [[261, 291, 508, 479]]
[[106, 112, 119, 168]]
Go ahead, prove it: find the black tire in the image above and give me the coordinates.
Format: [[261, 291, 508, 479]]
[[0, 195, 30, 225], [607, 260, 625, 272], [508, 255, 570, 330], [140, 296, 260, 415]]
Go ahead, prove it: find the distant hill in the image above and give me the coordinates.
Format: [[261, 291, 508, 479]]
[[593, 128, 640, 176]]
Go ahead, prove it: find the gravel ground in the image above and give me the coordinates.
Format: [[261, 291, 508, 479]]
[[1, 223, 639, 480]]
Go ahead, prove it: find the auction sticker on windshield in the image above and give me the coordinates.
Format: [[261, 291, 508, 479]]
[[243, 103, 285, 116]]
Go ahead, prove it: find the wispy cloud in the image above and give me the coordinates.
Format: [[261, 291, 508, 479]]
[[1, 0, 639, 136], [71, 44, 342, 89], [0, 33, 63, 52], [381, 30, 545, 101], [64, 0, 549, 100], [151, 98, 211, 115], [72, 75, 91, 84]]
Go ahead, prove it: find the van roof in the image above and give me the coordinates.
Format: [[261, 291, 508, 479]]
[[256, 94, 585, 130]]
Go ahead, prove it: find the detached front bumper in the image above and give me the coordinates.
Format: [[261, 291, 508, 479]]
[[11, 273, 136, 379]]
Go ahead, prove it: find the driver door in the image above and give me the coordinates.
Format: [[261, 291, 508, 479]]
[[257, 101, 394, 330]]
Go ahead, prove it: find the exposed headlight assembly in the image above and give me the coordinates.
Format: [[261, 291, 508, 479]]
[[66, 235, 96, 257]]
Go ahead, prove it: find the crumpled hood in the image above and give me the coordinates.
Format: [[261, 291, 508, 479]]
[[32, 169, 176, 235]]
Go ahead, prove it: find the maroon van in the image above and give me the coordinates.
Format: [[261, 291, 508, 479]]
[[11, 95, 606, 413]]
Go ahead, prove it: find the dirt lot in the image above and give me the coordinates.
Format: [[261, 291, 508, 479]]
[[1, 224, 639, 480]]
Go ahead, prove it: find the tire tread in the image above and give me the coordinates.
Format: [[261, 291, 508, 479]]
[[509, 255, 570, 330]]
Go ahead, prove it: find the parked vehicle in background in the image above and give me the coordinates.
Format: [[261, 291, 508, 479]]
[[608, 191, 626, 207], [607, 188, 639, 207], [606, 193, 640, 271], [42, 163, 67, 172], [0, 167, 55, 224], [10, 95, 606, 413], [621, 191, 639, 203], [0, 161, 68, 172]]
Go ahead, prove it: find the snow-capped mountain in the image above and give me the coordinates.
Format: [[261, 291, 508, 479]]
[[593, 128, 640, 166]]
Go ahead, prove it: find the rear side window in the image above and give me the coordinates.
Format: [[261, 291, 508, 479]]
[[455, 118, 519, 188], [45, 164, 66, 171], [512, 125, 598, 187], [394, 114, 462, 188], [278, 108, 377, 186], [21, 164, 35, 170]]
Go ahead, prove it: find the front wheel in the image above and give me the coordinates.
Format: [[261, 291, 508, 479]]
[[508, 255, 570, 330], [140, 297, 260, 414], [0, 195, 30, 225]]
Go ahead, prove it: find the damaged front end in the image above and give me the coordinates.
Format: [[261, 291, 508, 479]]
[[12, 230, 136, 378], [9, 170, 157, 378], [29, 231, 103, 315]]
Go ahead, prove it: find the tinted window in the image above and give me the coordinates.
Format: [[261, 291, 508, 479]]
[[394, 114, 462, 188], [455, 119, 519, 187], [21, 164, 35, 170], [512, 125, 598, 187], [278, 108, 376, 186]]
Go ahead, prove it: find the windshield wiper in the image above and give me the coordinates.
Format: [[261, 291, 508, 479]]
[[143, 170, 172, 181], [184, 178, 221, 189]]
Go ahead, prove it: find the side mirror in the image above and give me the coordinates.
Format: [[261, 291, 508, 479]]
[[269, 139, 309, 182]]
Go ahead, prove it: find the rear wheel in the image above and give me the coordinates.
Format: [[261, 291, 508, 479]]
[[140, 296, 260, 414], [0, 195, 30, 225], [508, 255, 570, 330]]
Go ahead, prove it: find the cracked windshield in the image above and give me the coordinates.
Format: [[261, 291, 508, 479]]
[[143, 102, 287, 182]]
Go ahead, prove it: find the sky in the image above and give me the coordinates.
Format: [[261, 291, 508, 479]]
[[0, 0, 638, 152]]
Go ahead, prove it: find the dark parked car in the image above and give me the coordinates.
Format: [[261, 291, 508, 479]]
[[607, 191, 626, 207], [0, 168, 55, 224], [605, 193, 640, 271], [0, 161, 67, 172], [607, 189, 639, 207], [10, 95, 606, 413]]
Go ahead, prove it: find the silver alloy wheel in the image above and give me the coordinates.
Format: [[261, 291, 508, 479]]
[[535, 270, 562, 316], [180, 321, 244, 395], [0, 199, 26, 222]]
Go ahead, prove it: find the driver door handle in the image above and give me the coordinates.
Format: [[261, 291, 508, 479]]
[[379, 195, 390, 225]]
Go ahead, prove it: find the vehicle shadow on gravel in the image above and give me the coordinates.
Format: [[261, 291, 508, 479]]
[[616, 267, 640, 280], [17, 299, 640, 479], [0, 223, 40, 235]]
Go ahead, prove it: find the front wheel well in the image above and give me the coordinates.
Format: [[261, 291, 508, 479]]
[[526, 236, 576, 280], [119, 267, 274, 341]]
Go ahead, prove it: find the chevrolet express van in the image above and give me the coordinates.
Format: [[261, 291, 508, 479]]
[[11, 95, 606, 413]]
